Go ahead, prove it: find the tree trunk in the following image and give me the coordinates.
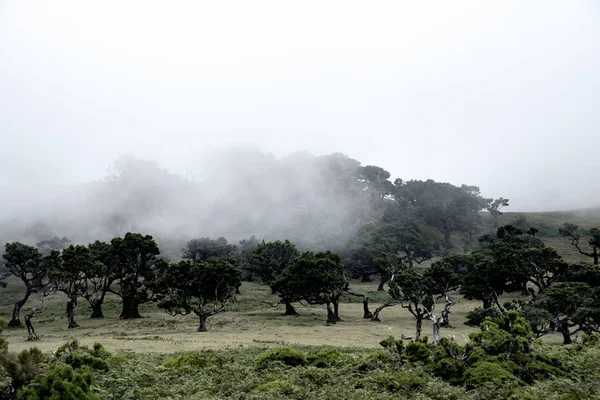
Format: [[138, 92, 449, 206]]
[[377, 273, 390, 291], [333, 299, 342, 321], [415, 317, 423, 341], [561, 330, 572, 345], [594, 249, 598, 265], [89, 299, 104, 319], [284, 301, 298, 316], [482, 297, 493, 309], [520, 279, 528, 296], [24, 314, 39, 341], [8, 288, 32, 327], [363, 296, 373, 319], [120, 296, 143, 319], [198, 314, 208, 332], [361, 273, 372, 283], [371, 302, 395, 322], [432, 320, 441, 345], [326, 302, 336, 324], [440, 295, 453, 328], [66, 296, 79, 328]]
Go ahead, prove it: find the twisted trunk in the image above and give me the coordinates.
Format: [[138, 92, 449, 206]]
[[8, 288, 32, 327], [24, 314, 39, 341], [284, 301, 298, 316], [377, 272, 390, 291], [89, 298, 104, 319], [66, 295, 79, 328], [415, 317, 423, 341], [197, 314, 208, 332], [371, 302, 395, 322], [120, 295, 143, 319], [363, 296, 373, 319], [326, 302, 336, 324], [333, 299, 342, 321], [432, 319, 441, 345]]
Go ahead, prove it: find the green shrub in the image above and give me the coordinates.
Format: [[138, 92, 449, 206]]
[[161, 353, 214, 370], [367, 371, 428, 393], [255, 347, 307, 370], [17, 364, 99, 400], [307, 349, 342, 368], [464, 360, 521, 390], [254, 379, 301, 396], [465, 307, 501, 327], [405, 341, 432, 364]]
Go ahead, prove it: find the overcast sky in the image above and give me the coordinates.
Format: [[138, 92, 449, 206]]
[[1, 1, 599, 211]]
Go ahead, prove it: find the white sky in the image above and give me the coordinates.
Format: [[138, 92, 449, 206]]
[[1, 1, 599, 211]]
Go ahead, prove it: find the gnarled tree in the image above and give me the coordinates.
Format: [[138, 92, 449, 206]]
[[156, 258, 241, 332], [2, 243, 45, 327], [110, 233, 162, 319], [249, 240, 300, 315]]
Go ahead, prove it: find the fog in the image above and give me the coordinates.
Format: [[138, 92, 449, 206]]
[[1, 2, 599, 249]]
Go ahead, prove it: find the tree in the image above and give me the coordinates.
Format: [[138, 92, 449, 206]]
[[388, 268, 435, 340], [519, 247, 568, 294], [156, 258, 241, 332], [540, 281, 600, 344], [81, 241, 117, 319], [559, 223, 600, 265], [272, 251, 346, 324], [392, 180, 491, 251], [110, 233, 162, 319], [182, 237, 238, 262], [47, 245, 96, 328], [426, 255, 468, 327], [357, 165, 393, 202], [344, 217, 437, 291], [459, 253, 507, 309], [2, 243, 45, 327], [249, 240, 300, 315], [476, 225, 544, 296], [36, 236, 71, 256], [487, 197, 510, 228]]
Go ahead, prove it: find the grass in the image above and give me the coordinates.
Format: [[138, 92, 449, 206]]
[[0, 278, 566, 354], [1, 209, 596, 354]]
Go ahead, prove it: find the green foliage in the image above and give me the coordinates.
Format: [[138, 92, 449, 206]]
[[161, 353, 214, 371], [182, 237, 237, 262], [249, 240, 298, 287], [464, 360, 521, 390], [465, 307, 502, 327], [271, 250, 346, 320], [110, 232, 162, 317], [255, 347, 307, 369], [155, 257, 241, 331], [17, 364, 99, 400], [4, 347, 46, 390], [306, 349, 343, 368], [365, 371, 428, 394]]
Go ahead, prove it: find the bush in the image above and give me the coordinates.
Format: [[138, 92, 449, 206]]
[[464, 360, 521, 390], [465, 307, 501, 327], [17, 364, 100, 400], [366, 371, 428, 394], [161, 353, 214, 371], [255, 347, 307, 370], [307, 349, 342, 368]]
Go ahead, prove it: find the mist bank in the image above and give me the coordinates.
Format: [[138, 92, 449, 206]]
[[0, 148, 378, 254], [1, 145, 566, 258]]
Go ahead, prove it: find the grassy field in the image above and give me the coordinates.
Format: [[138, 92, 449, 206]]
[[2, 209, 597, 355], [0, 277, 565, 355]]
